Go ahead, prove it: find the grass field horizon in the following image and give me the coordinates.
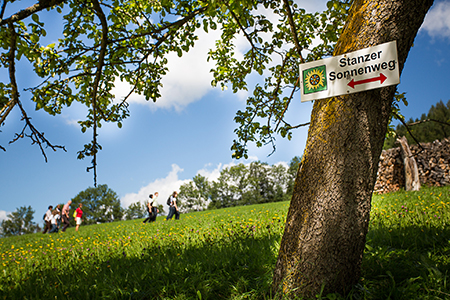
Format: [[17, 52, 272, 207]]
[[1, 185, 450, 299]]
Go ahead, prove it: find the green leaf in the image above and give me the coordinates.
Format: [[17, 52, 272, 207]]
[[29, 34, 39, 43], [32, 14, 39, 23]]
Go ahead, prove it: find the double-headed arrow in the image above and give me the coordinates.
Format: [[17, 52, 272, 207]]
[[348, 73, 387, 89]]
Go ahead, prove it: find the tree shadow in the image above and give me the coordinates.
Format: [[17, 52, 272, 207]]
[[361, 224, 450, 298], [3, 229, 281, 300]]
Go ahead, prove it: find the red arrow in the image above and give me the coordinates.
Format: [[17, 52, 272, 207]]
[[348, 73, 387, 89]]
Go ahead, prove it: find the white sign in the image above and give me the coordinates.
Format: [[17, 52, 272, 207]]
[[299, 41, 400, 102]]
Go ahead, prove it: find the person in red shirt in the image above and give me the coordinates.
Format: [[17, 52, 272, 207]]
[[75, 203, 83, 232]]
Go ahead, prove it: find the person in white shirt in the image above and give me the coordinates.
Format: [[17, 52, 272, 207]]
[[143, 192, 159, 223], [150, 192, 159, 222], [49, 210, 60, 233], [42, 206, 53, 234]]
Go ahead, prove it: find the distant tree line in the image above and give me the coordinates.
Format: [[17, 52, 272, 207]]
[[384, 100, 450, 149], [1, 158, 301, 237], [178, 157, 301, 213]]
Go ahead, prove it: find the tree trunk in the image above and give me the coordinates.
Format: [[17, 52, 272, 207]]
[[272, 0, 434, 297], [397, 136, 420, 191]]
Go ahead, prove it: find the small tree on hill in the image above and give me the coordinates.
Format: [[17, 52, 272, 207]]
[[124, 201, 147, 220], [179, 174, 210, 212], [1, 206, 39, 237], [71, 184, 124, 224]]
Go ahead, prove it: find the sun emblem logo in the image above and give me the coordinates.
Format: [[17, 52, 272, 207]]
[[302, 65, 327, 94]]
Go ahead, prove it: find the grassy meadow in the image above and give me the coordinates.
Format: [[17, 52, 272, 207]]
[[1, 186, 450, 299]]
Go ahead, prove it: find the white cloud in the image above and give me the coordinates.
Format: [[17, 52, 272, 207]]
[[196, 163, 223, 182], [60, 102, 87, 128], [422, 1, 450, 39], [0, 210, 9, 222], [121, 164, 190, 208], [195, 156, 277, 182], [113, 29, 223, 112], [273, 161, 289, 169], [196, 161, 238, 182]]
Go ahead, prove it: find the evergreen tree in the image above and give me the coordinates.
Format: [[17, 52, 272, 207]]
[[384, 99, 450, 149]]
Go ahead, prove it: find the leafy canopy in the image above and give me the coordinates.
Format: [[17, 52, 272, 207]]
[[0, 206, 39, 237], [1, 0, 351, 182], [71, 184, 124, 224]]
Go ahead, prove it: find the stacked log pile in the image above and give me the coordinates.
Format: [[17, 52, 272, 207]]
[[374, 138, 450, 194], [412, 139, 450, 187], [373, 147, 404, 194]]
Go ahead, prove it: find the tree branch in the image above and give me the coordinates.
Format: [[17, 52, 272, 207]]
[[287, 121, 310, 130], [108, 6, 208, 47], [10, 101, 67, 161], [393, 111, 424, 152], [222, 0, 257, 52], [86, 0, 109, 187], [4, 4, 66, 159], [268, 56, 288, 131], [0, 0, 7, 20], [0, 98, 16, 126], [0, 0, 65, 26], [408, 118, 450, 127], [282, 0, 305, 63]]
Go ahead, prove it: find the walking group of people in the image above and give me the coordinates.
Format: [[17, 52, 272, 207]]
[[42, 200, 84, 233], [143, 191, 180, 224], [43, 191, 178, 232]]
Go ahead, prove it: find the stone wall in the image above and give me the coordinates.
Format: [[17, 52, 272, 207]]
[[374, 138, 450, 194]]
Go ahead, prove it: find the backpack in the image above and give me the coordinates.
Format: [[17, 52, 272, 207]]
[[73, 210, 77, 218], [167, 197, 172, 206], [43, 213, 46, 221]]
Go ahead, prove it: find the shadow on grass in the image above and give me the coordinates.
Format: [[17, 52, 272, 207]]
[[361, 224, 450, 299], [3, 229, 281, 300]]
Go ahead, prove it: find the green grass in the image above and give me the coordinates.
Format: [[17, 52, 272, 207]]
[[361, 186, 450, 299], [1, 186, 450, 299]]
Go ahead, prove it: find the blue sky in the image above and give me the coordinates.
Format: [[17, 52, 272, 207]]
[[1, 1, 450, 223]]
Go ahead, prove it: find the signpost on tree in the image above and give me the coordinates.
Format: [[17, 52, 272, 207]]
[[300, 41, 400, 102]]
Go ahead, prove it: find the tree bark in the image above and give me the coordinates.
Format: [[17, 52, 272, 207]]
[[397, 136, 420, 191], [272, 0, 434, 297]]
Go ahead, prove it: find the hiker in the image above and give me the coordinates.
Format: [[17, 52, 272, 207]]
[[150, 192, 160, 222], [143, 194, 154, 223], [143, 192, 159, 223], [42, 205, 53, 234], [166, 191, 180, 220], [75, 203, 83, 232], [61, 200, 71, 232], [49, 209, 60, 233], [55, 204, 62, 228]]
